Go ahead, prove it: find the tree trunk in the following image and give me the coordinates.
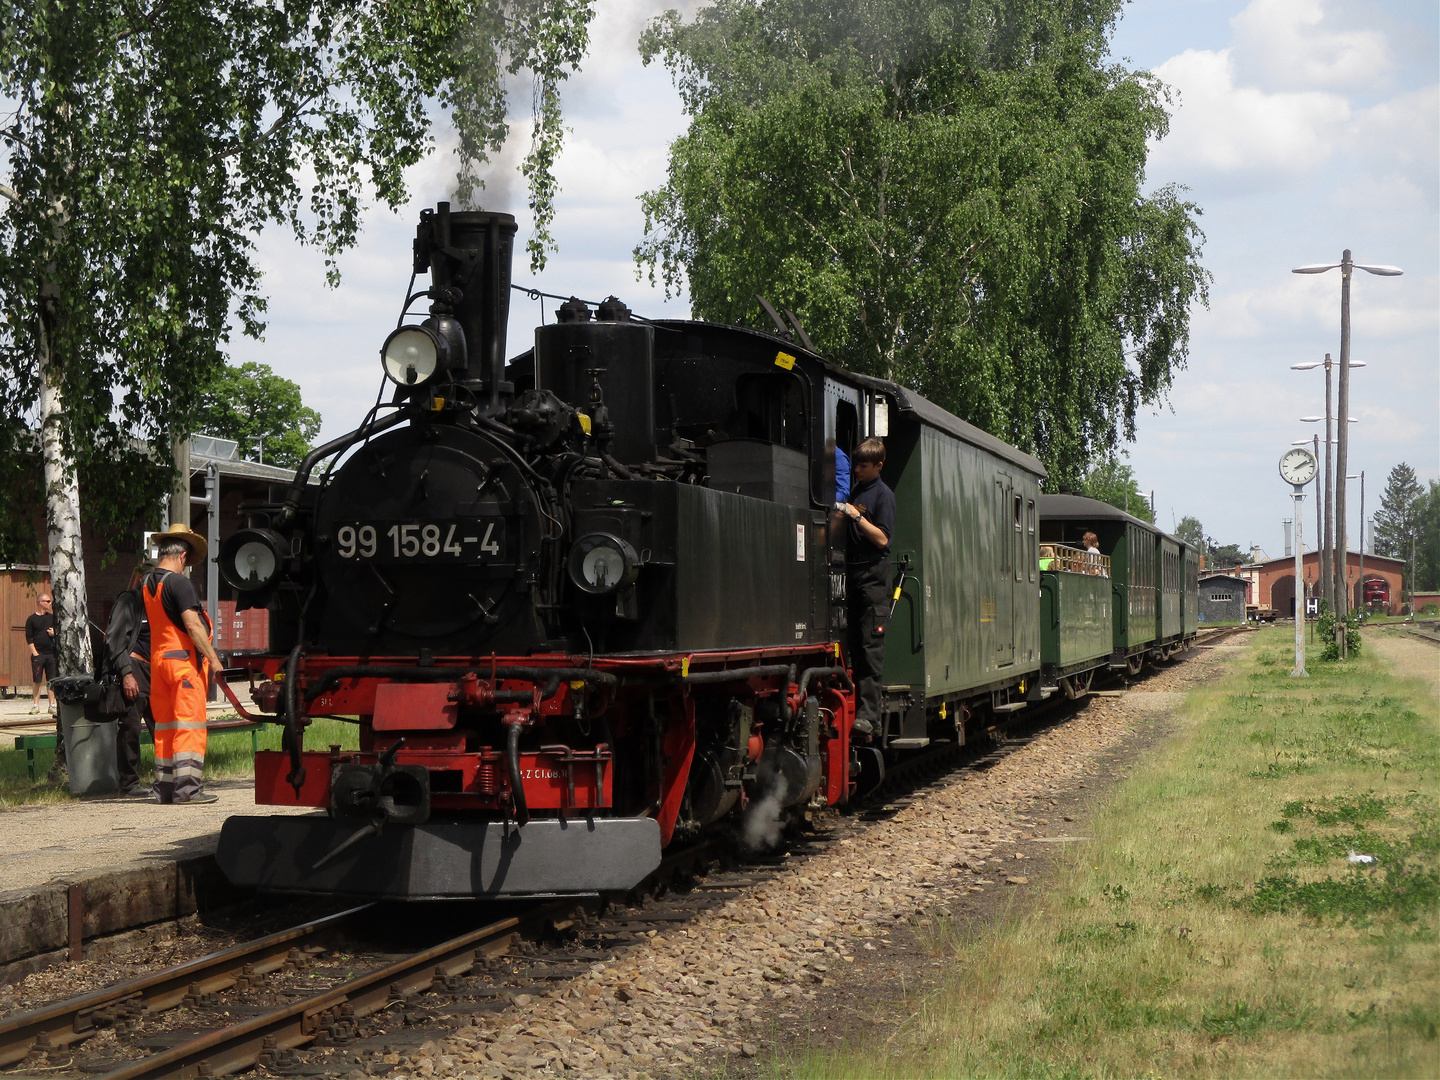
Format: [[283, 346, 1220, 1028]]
[[37, 315, 92, 679]]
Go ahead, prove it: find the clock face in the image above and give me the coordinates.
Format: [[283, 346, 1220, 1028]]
[[1279, 447, 1318, 486]]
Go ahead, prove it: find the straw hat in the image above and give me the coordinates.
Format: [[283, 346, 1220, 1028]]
[[152, 523, 207, 566]]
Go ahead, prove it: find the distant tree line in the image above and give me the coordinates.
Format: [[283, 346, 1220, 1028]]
[[1374, 463, 1440, 596]]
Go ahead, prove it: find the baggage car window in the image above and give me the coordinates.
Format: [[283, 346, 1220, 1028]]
[[1013, 494, 1023, 583]]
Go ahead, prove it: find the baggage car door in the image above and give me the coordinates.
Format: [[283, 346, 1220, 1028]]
[[994, 474, 1016, 666]]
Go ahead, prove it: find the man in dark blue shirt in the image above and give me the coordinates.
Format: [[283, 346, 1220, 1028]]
[[841, 437, 896, 738]]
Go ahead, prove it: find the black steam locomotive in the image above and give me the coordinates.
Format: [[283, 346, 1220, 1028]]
[[213, 205, 1196, 901]]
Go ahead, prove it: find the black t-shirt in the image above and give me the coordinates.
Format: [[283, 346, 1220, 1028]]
[[145, 569, 204, 630], [25, 612, 55, 653], [847, 475, 896, 565]]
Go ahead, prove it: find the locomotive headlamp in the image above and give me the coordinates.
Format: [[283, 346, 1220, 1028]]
[[382, 316, 468, 390], [218, 528, 288, 592], [382, 326, 440, 386], [567, 533, 640, 595]]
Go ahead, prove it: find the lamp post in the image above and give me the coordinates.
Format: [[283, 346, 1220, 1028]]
[[1291, 438, 1325, 591], [1279, 447, 1318, 676], [1293, 252, 1401, 656], [1300, 414, 1357, 612], [1292, 356, 1364, 610], [1348, 472, 1365, 616]]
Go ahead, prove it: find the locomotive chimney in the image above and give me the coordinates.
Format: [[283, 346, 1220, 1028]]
[[415, 203, 518, 409]]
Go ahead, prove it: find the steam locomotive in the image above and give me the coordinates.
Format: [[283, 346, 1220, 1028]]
[[213, 205, 1197, 901]]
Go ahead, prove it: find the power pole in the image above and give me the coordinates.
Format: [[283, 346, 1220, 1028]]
[[170, 434, 191, 528], [1314, 433, 1324, 607], [1322, 354, 1334, 609], [1335, 252, 1352, 657]]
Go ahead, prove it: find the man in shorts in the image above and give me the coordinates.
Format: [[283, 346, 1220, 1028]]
[[25, 592, 56, 714]]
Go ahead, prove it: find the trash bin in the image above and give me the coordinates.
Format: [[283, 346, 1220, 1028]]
[[52, 675, 119, 796]]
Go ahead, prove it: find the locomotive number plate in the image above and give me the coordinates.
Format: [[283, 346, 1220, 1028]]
[[334, 520, 506, 562]]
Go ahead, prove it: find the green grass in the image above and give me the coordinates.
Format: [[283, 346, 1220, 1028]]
[[770, 627, 1440, 1080], [0, 716, 360, 806]]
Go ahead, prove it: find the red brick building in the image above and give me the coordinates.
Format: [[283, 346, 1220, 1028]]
[[1257, 551, 1406, 616]]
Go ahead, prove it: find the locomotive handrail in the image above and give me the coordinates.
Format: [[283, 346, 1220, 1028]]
[[796, 666, 854, 697], [678, 663, 794, 685], [301, 663, 619, 704], [680, 662, 797, 724]]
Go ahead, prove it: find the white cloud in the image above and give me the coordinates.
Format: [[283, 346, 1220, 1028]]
[[1150, 48, 1351, 181], [1230, 0, 1389, 92]]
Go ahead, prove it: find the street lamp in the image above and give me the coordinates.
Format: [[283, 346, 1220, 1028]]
[[1293, 251, 1401, 655], [1299, 396, 1357, 612], [1347, 472, 1366, 616]]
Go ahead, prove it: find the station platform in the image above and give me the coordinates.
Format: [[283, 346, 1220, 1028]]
[[0, 778, 317, 983]]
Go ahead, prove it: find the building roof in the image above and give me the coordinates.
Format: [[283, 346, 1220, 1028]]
[[1199, 574, 1249, 586], [1255, 550, 1405, 571], [191, 447, 319, 485]]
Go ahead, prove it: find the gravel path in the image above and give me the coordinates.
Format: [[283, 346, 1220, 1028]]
[[0, 780, 315, 895], [391, 645, 1239, 1080], [1366, 629, 1439, 699]]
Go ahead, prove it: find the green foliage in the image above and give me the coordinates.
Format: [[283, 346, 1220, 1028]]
[[1415, 480, 1440, 593], [0, 0, 594, 552], [195, 363, 322, 469], [1243, 862, 1439, 925], [1175, 515, 1204, 547], [1207, 542, 1248, 568], [636, 0, 1209, 486], [1080, 458, 1155, 522], [1317, 608, 1363, 661], [1374, 463, 1422, 564]]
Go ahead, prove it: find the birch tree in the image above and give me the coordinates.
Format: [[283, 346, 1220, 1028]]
[[0, 0, 594, 675], [636, 0, 1209, 486]]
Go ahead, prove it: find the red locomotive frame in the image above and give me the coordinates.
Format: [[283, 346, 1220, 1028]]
[[229, 643, 855, 847]]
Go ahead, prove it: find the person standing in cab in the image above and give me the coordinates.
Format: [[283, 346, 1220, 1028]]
[[841, 438, 896, 739], [144, 524, 223, 804]]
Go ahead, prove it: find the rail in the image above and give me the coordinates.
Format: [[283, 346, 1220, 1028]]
[[0, 906, 369, 1067], [93, 903, 575, 1080]]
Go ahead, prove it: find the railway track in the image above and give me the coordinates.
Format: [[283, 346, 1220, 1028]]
[[1, 634, 1236, 1079]]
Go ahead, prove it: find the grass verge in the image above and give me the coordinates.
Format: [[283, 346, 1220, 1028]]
[[776, 628, 1440, 1079], [0, 716, 360, 806]]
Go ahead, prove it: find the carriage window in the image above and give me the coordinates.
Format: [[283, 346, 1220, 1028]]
[[1026, 499, 1036, 582], [1013, 495, 1023, 582]]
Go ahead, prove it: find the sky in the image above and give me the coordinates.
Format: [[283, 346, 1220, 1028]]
[[229, 0, 1439, 558]]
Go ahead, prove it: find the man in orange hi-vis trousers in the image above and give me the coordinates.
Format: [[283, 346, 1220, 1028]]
[[143, 524, 224, 804]]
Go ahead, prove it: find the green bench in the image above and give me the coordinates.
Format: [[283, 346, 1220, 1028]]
[[13, 719, 265, 780]]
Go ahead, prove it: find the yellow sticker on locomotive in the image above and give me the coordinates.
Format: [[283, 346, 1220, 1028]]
[[577, 412, 592, 435], [774, 351, 796, 370]]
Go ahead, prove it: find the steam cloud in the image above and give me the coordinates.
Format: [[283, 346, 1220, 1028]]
[[742, 791, 785, 852]]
